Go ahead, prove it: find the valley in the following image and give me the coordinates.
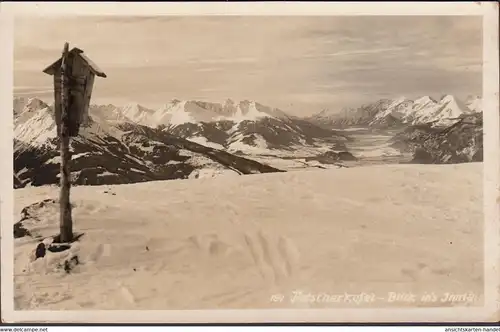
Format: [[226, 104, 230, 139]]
[[236, 128, 412, 171], [341, 128, 413, 166]]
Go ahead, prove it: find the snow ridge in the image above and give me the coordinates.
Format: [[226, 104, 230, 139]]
[[84, 100, 283, 129]]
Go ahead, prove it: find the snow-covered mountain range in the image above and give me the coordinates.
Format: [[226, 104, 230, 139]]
[[12, 93, 483, 188], [111, 99, 289, 127], [89, 99, 348, 155], [12, 97, 348, 188], [309, 95, 483, 129], [13, 97, 293, 188]]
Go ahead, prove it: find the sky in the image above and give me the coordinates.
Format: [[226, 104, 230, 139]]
[[14, 16, 482, 116]]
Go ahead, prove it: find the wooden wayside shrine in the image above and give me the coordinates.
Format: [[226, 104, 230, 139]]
[[43, 43, 106, 243], [43, 45, 107, 137]]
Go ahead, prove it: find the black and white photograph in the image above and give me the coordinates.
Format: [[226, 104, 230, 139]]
[[1, 1, 499, 324]]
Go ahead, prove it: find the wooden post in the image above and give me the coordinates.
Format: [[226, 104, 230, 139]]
[[59, 42, 73, 243], [42, 44, 106, 243]]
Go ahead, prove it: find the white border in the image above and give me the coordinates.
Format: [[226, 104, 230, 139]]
[[482, 0, 500, 322], [0, 1, 488, 16], [0, 5, 15, 323], [1, 1, 498, 324]]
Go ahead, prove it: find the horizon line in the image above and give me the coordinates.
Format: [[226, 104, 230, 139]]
[[12, 93, 484, 113]]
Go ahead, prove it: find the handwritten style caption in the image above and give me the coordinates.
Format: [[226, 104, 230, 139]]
[[270, 290, 478, 305]]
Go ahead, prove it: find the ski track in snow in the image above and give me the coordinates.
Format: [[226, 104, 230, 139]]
[[14, 163, 484, 310]]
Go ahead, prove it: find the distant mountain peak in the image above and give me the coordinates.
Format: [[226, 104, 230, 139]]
[[26, 97, 47, 106], [414, 96, 437, 105], [390, 96, 408, 104], [122, 102, 143, 108], [440, 94, 457, 103], [14, 97, 49, 115], [439, 94, 470, 111], [121, 103, 153, 113]]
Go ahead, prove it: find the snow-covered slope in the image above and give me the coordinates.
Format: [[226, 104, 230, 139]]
[[372, 97, 414, 122], [411, 95, 473, 126], [408, 96, 439, 121], [14, 106, 58, 148], [13, 102, 285, 188], [13, 97, 52, 130], [13, 163, 484, 310]]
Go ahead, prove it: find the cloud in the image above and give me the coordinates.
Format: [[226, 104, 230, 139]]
[[186, 57, 258, 65], [14, 85, 54, 96], [297, 46, 408, 60], [326, 46, 407, 57], [14, 89, 53, 96], [13, 15, 482, 116], [194, 67, 223, 73]]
